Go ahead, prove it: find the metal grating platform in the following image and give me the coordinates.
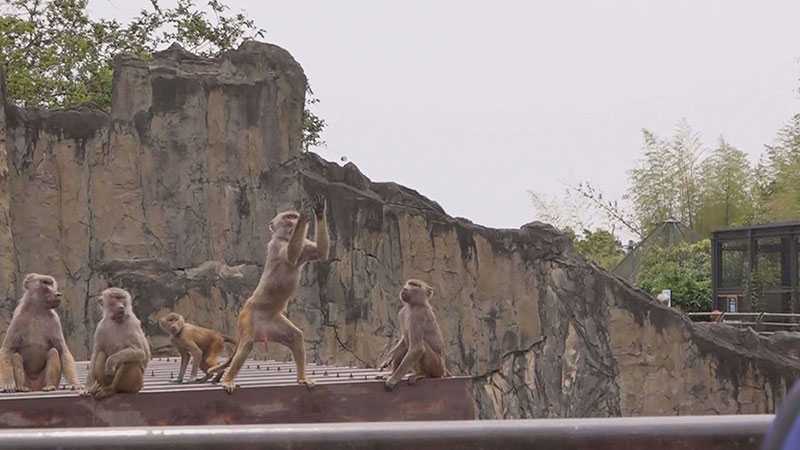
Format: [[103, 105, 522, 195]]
[[0, 357, 396, 399], [0, 358, 475, 428]]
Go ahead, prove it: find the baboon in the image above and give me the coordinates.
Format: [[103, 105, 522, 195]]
[[159, 312, 236, 383], [380, 279, 449, 390], [210, 194, 330, 393], [0, 273, 82, 392], [81, 288, 150, 400]]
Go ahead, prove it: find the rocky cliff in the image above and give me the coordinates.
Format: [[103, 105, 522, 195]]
[[2, 42, 799, 418]]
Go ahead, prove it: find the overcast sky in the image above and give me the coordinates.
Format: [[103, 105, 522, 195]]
[[90, 0, 800, 234]]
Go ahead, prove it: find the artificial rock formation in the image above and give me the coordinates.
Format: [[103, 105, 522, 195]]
[[2, 42, 799, 418]]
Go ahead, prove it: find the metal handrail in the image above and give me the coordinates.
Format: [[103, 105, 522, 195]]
[[688, 311, 800, 335], [688, 312, 800, 318], [0, 415, 773, 450]]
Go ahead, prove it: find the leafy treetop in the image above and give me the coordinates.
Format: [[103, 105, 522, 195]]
[[0, 0, 325, 149]]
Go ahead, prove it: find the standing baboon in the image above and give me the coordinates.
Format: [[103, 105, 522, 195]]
[[210, 195, 330, 393], [159, 312, 236, 383]]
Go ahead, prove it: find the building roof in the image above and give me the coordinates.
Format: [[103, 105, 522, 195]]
[[711, 221, 800, 240], [611, 219, 695, 282]]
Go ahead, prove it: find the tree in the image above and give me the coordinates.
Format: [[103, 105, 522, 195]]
[[695, 136, 753, 237], [569, 228, 625, 270], [757, 114, 800, 221], [635, 239, 711, 312], [628, 129, 679, 233], [670, 119, 704, 230], [529, 190, 625, 269], [0, 0, 326, 148], [302, 86, 326, 151], [627, 120, 705, 234], [528, 189, 591, 231]]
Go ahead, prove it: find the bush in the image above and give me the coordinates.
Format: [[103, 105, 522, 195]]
[[635, 239, 711, 312]]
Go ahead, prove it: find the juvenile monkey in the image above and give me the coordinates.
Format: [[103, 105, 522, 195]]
[[380, 279, 449, 391], [0, 274, 82, 392], [210, 194, 329, 393], [81, 288, 150, 400], [159, 312, 236, 383]]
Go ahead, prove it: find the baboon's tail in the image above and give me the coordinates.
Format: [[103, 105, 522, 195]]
[[209, 340, 237, 374], [208, 355, 233, 373]]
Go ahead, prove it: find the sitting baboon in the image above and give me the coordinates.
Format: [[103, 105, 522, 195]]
[[0, 273, 82, 392], [381, 279, 449, 390], [81, 288, 150, 400]]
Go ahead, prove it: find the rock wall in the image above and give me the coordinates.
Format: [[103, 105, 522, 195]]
[[2, 42, 800, 418], [0, 64, 15, 328]]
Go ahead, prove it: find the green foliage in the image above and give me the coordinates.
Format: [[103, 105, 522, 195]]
[[302, 86, 326, 152], [694, 137, 753, 237], [627, 119, 703, 234], [626, 116, 800, 238], [0, 0, 326, 148], [531, 88, 800, 313], [635, 239, 711, 312], [755, 115, 800, 221], [566, 227, 625, 270]]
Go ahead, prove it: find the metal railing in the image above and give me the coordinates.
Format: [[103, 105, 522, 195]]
[[0, 415, 773, 450], [689, 311, 800, 335]]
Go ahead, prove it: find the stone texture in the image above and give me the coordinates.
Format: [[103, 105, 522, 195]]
[[0, 63, 15, 335], [2, 42, 800, 418]]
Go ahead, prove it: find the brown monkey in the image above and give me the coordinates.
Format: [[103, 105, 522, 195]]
[[81, 288, 150, 400], [158, 312, 236, 383], [210, 194, 329, 393], [380, 279, 449, 391], [0, 274, 82, 392]]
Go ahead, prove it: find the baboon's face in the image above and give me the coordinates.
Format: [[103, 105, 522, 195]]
[[160, 313, 185, 335], [100, 288, 132, 324], [269, 211, 301, 237], [29, 275, 62, 309], [400, 279, 433, 305]]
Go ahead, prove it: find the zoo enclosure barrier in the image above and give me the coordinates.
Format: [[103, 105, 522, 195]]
[[0, 415, 772, 450]]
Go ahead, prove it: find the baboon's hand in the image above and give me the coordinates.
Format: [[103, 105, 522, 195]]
[[296, 200, 311, 226], [1, 383, 17, 393], [297, 210, 310, 227], [93, 387, 114, 400], [79, 383, 99, 397], [300, 197, 312, 215], [310, 194, 326, 218]]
